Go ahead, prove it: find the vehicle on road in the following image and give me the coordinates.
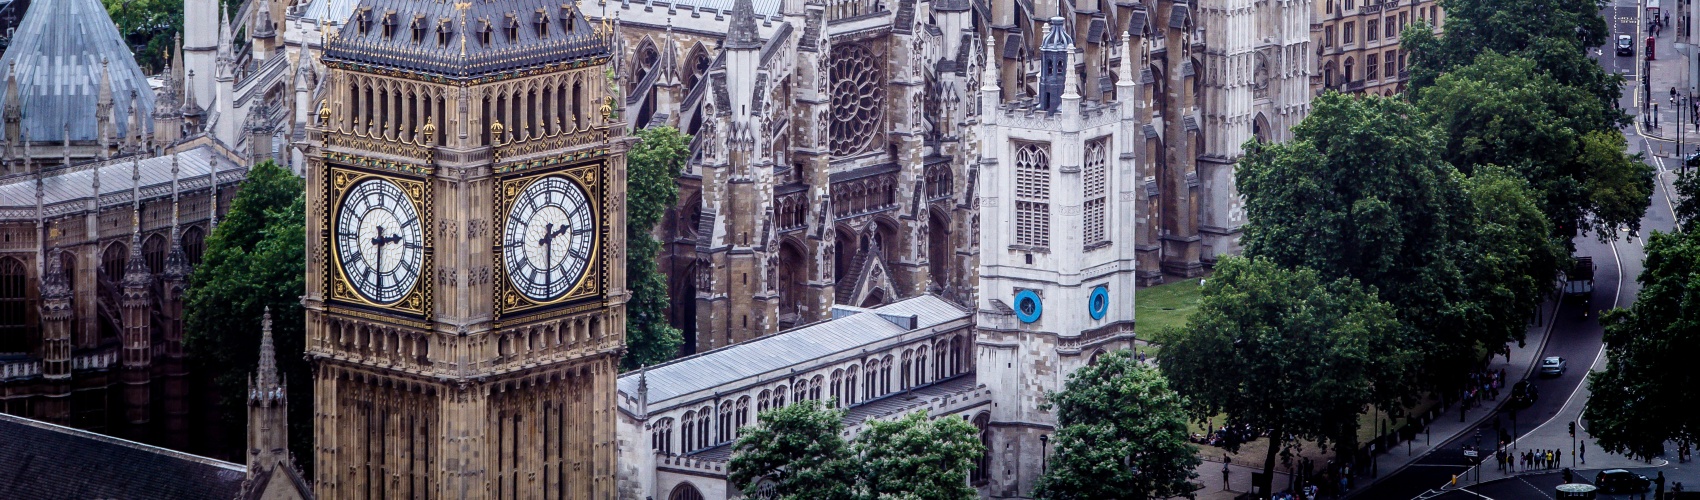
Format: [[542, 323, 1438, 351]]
[[1540, 356, 1567, 377], [1595, 469, 1651, 494], [1509, 380, 1539, 408], [1619, 34, 1636, 56], [1564, 257, 1595, 314]]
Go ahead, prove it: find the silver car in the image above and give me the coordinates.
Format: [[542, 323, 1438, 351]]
[[1539, 356, 1566, 377]]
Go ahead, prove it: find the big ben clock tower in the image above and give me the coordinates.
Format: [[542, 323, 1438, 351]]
[[305, 1, 626, 498]]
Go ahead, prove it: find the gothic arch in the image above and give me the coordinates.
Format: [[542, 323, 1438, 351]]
[[1252, 113, 1272, 144], [834, 224, 858, 279], [669, 482, 706, 500], [101, 241, 129, 282], [629, 37, 661, 91], [0, 256, 27, 353], [926, 206, 950, 293], [681, 43, 712, 93], [777, 237, 808, 324], [143, 233, 168, 275], [970, 411, 991, 485]]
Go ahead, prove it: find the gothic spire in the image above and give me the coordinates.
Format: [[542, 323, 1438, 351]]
[[981, 36, 1000, 92], [208, 155, 219, 230], [42, 248, 70, 300], [1117, 31, 1135, 87], [97, 59, 113, 158], [122, 156, 151, 288], [164, 153, 191, 280], [726, 0, 761, 50], [257, 307, 279, 391]]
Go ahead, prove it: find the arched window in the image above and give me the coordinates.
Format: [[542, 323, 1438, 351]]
[[880, 355, 893, 394], [101, 242, 128, 282], [935, 342, 948, 380], [718, 401, 733, 443], [844, 366, 858, 406], [1013, 143, 1052, 249], [970, 412, 991, 485], [183, 226, 206, 266], [793, 381, 806, 405], [735, 397, 751, 437], [758, 389, 772, 414], [830, 369, 844, 407], [863, 359, 878, 400], [653, 417, 674, 454], [681, 411, 695, 452], [915, 346, 929, 386], [696, 406, 710, 449], [900, 350, 913, 390], [809, 375, 824, 401], [669, 483, 706, 500], [143, 233, 168, 275], [0, 257, 27, 353], [771, 386, 786, 410]]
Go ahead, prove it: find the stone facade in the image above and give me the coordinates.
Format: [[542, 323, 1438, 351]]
[[1312, 0, 1445, 96], [302, 0, 630, 497]]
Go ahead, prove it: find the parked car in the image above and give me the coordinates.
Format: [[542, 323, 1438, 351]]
[[1540, 356, 1567, 377], [1595, 469, 1651, 493], [1509, 380, 1539, 408], [1619, 34, 1636, 56]]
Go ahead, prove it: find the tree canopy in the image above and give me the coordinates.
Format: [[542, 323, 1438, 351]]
[[182, 160, 310, 472], [729, 400, 858, 500], [729, 400, 983, 500], [1585, 227, 1700, 460], [1457, 166, 1564, 346], [622, 126, 689, 369], [103, 0, 183, 74], [1403, 0, 1620, 106], [1035, 350, 1200, 500], [855, 411, 983, 500], [1155, 256, 1414, 486]]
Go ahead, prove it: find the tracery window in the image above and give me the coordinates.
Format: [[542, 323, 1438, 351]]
[[830, 369, 844, 407], [652, 417, 674, 453], [697, 406, 711, 449], [143, 234, 168, 275], [829, 43, 884, 156], [681, 411, 695, 452], [915, 346, 928, 385], [771, 386, 786, 410], [1084, 138, 1109, 247], [880, 355, 893, 394], [793, 381, 806, 404], [970, 412, 991, 485], [718, 401, 733, 443], [183, 226, 206, 265], [863, 359, 878, 400], [735, 397, 750, 437], [844, 366, 858, 405], [758, 390, 771, 414], [0, 257, 26, 353], [1014, 143, 1052, 249], [809, 375, 824, 401], [900, 350, 912, 390], [101, 242, 128, 282]]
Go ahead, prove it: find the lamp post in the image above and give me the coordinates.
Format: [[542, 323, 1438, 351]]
[[1040, 434, 1049, 477]]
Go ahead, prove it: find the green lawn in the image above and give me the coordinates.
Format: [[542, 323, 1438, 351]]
[[1136, 278, 1204, 335]]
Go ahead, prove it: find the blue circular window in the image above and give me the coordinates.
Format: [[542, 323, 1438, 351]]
[[1088, 286, 1109, 321], [1014, 290, 1043, 323]]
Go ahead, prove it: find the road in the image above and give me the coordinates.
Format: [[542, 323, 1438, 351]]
[[1347, 0, 1684, 497]]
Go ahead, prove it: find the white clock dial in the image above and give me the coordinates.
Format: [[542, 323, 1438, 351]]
[[504, 175, 595, 302], [335, 178, 424, 305]]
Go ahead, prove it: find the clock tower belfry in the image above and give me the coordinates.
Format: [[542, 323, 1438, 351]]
[[304, 1, 627, 498]]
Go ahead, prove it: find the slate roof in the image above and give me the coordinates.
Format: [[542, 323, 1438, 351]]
[[300, 0, 360, 26], [0, 412, 246, 500], [322, 0, 611, 79], [0, 145, 245, 217], [618, 295, 969, 404], [0, 0, 156, 143]]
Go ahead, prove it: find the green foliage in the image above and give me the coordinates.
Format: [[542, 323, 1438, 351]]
[[1458, 167, 1565, 346], [182, 161, 311, 474], [1585, 228, 1700, 459], [1035, 351, 1200, 500], [1238, 91, 1476, 380], [855, 411, 983, 500], [729, 400, 858, 500], [622, 126, 690, 369], [1154, 257, 1414, 481], [103, 0, 183, 74], [1674, 171, 1700, 232], [1415, 52, 1649, 239], [1407, 0, 1621, 106]]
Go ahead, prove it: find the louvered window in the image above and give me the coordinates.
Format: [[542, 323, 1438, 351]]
[[1014, 143, 1051, 249], [1084, 138, 1109, 247]]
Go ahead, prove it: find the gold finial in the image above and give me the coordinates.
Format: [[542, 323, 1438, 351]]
[[491, 120, 505, 143], [600, 95, 614, 120], [421, 115, 437, 144], [318, 99, 332, 123]]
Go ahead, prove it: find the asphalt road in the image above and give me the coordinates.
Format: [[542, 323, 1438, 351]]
[[1348, 1, 1683, 497]]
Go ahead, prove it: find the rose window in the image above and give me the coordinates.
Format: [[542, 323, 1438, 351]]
[[830, 43, 884, 156]]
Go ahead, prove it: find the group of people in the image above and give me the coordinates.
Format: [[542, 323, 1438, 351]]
[[1496, 447, 1570, 472], [1463, 368, 1505, 408]]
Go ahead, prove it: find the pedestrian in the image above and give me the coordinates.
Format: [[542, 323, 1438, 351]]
[[1497, 449, 1506, 472], [1581, 441, 1586, 464], [1223, 456, 1231, 491]]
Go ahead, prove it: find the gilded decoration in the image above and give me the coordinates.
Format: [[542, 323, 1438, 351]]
[[491, 160, 607, 322], [325, 167, 435, 319]]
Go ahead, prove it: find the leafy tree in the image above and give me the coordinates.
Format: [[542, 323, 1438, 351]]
[[1154, 257, 1414, 488], [1458, 167, 1564, 346], [1403, 0, 1620, 107], [1415, 52, 1649, 240], [1035, 350, 1200, 500], [1674, 171, 1700, 232], [1585, 228, 1700, 460], [182, 161, 310, 473], [856, 411, 983, 500], [622, 126, 689, 369], [729, 400, 858, 500], [103, 0, 183, 73], [1237, 91, 1475, 383]]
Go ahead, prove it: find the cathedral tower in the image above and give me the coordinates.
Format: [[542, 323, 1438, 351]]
[[306, 1, 627, 498]]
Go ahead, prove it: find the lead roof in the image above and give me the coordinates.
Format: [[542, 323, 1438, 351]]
[[0, 0, 156, 142], [322, 0, 611, 79], [0, 413, 246, 500]]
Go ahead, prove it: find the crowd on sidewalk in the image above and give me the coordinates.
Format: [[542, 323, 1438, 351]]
[[1495, 445, 1581, 473]]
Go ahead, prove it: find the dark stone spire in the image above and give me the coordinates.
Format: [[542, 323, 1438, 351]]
[[727, 0, 762, 50], [42, 248, 71, 301], [256, 307, 279, 392], [1039, 17, 1072, 113]]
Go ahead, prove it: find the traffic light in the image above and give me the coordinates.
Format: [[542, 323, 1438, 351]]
[[1569, 422, 1577, 437]]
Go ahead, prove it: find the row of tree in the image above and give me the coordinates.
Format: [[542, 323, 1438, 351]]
[[727, 401, 984, 500]]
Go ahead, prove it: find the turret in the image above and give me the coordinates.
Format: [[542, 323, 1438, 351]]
[[725, 0, 760, 123], [120, 156, 154, 437], [96, 59, 114, 159], [246, 307, 291, 481], [1039, 17, 1071, 114], [38, 248, 74, 425]]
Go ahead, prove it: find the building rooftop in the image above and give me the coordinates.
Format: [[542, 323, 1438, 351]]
[[0, 0, 156, 143], [618, 295, 969, 404], [323, 0, 612, 79], [0, 412, 246, 500], [0, 144, 245, 218]]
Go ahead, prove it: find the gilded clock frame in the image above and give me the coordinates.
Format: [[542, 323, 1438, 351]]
[[324, 166, 435, 319], [493, 160, 606, 321]]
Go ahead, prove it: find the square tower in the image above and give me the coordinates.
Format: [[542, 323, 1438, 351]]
[[304, 3, 627, 498]]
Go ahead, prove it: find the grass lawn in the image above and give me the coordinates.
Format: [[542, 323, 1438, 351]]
[[1136, 278, 1205, 336]]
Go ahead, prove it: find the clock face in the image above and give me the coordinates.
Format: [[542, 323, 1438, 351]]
[[334, 178, 425, 305], [503, 175, 595, 302]]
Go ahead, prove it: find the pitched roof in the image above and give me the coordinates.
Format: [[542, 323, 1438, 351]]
[[618, 295, 968, 404], [0, 413, 246, 500], [300, 0, 360, 26], [323, 0, 610, 79], [0, 145, 245, 218], [0, 0, 156, 142]]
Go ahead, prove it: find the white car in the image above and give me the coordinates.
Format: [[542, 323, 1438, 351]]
[[1539, 356, 1567, 377]]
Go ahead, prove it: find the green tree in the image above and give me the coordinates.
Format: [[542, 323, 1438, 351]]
[[856, 411, 983, 500], [1585, 228, 1700, 460], [1237, 91, 1475, 382], [1403, 0, 1620, 107], [182, 161, 310, 472], [1034, 350, 1200, 500], [1155, 257, 1413, 488], [622, 126, 689, 369], [1415, 52, 1649, 239], [1673, 171, 1700, 232], [729, 400, 858, 500], [103, 0, 183, 73], [1458, 167, 1564, 346]]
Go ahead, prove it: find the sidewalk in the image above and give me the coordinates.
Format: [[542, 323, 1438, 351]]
[[1634, 7, 1700, 147], [1183, 299, 1564, 500]]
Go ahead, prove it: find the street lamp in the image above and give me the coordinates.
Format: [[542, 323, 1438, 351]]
[[1039, 434, 1049, 477]]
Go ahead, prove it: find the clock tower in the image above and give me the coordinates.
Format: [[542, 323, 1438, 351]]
[[305, 1, 627, 498]]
